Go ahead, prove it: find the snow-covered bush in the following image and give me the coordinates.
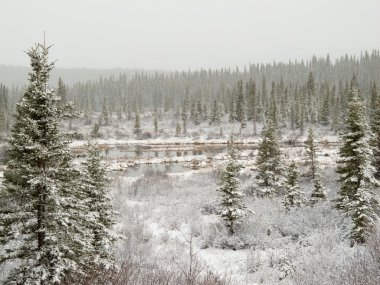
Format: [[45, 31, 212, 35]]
[[200, 220, 254, 249]]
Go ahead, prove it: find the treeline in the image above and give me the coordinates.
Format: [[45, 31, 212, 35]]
[[0, 64, 150, 88], [62, 50, 380, 130], [1, 50, 380, 135]]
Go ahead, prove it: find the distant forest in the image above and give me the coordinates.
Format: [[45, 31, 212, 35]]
[[1, 50, 380, 133]]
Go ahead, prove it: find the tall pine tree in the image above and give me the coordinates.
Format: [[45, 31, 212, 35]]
[[0, 42, 92, 283], [335, 85, 379, 244]]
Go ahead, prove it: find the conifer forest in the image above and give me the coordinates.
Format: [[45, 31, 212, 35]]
[[1, 1, 380, 284]]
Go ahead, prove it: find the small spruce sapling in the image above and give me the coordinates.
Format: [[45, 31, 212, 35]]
[[217, 135, 246, 235], [283, 161, 304, 211]]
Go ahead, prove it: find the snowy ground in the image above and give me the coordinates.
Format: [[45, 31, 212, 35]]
[[108, 145, 376, 284], [66, 111, 340, 147], [1, 114, 378, 284]]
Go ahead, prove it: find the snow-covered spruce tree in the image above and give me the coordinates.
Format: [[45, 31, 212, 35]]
[[283, 161, 303, 211], [0, 84, 9, 133], [209, 99, 222, 125], [134, 110, 142, 136], [370, 83, 380, 177], [202, 102, 208, 122], [196, 99, 203, 123], [217, 135, 246, 235], [175, 121, 181, 136], [319, 87, 330, 126], [0, 43, 91, 283], [305, 128, 317, 179], [57, 77, 67, 107], [81, 142, 117, 270], [193, 106, 201, 125], [181, 100, 188, 134], [228, 94, 236, 123], [255, 119, 284, 196], [309, 170, 327, 205], [305, 127, 327, 204], [335, 86, 379, 244], [236, 79, 246, 128], [101, 97, 111, 125], [247, 78, 257, 135], [153, 111, 159, 136]]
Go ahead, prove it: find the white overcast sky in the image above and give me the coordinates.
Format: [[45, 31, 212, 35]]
[[1, 0, 379, 70]]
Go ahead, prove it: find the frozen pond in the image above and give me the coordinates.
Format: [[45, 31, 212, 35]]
[[111, 162, 187, 178], [99, 144, 258, 160]]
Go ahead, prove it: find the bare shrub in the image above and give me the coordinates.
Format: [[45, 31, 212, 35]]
[[115, 129, 128, 139], [79, 262, 233, 285], [127, 168, 170, 196], [139, 131, 152, 140], [77, 231, 235, 285]]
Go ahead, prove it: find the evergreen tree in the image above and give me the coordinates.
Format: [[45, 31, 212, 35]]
[[261, 76, 268, 114], [202, 102, 208, 121], [255, 120, 284, 196], [57, 77, 67, 106], [83, 95, 91, 119], [298, 97, 305, 135], [319, 86, 330, 125], [279, 87, 288, 128], [305, 127, 317, 179], [209, 99, 223, 125], [81, 142, 117, 270], [331, 92, 341, 132], [247, 79, 257, 135], [369, 83, 380, 177], [163, 94, 170, 112], [174, 104, 180, 121], [175, 121, 181, 136], [134, 110, 142, 136], [306, 72, 317, 123], [127, 103, 132, 121], [268, 81, 278, 128], [305, 128, 327, 204], [190, 100, 196, 122], [228, 92, 236, 122], [309, 171, 327, 205], [196, 99, 203, 121], [101, 97, 111, 125], [217, 135, 246, 235], [193, 104, 201, 125], [181, 96, 189, 134], [283, 161, 303, 211], [236, 79, 246, 124], [335, 85, 379, 244], [0, 83, 9, 133], [116, 106, 123, 121], [154, 111, 159, 136], [0, 42, 91, 283]]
